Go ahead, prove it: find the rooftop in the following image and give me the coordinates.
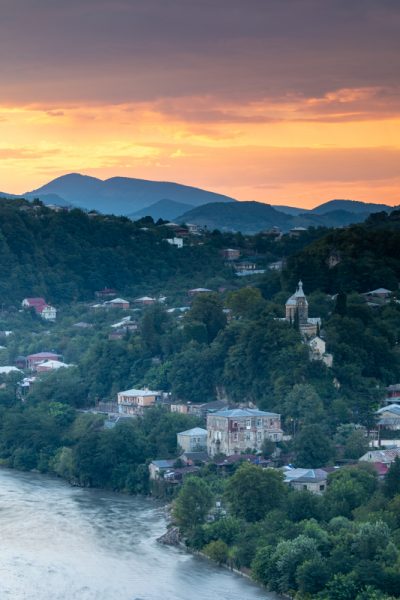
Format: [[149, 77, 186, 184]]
[[178, 427, 207, 437], [118, 388, 159, 397], [210, 408, 280, 418]]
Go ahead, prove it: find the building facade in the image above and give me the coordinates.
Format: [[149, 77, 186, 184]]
[[117, 388, 160, 415], [177, 427, 207, 452], [285, 281, 321, 337], [207, 408, 283, 457]]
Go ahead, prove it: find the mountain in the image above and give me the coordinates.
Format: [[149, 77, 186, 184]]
[[177, 201, 295, 233], [310, 199, 395, 215], [26, 173, 236, 215], [176, 201, 383, 233], [177, 198, 398, 233], [271, 204, 305, 216], [128, 199, 193, 221]]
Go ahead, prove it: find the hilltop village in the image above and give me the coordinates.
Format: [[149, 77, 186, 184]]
[[0, 200, 400, 598]]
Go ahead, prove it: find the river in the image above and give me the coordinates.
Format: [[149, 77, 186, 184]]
[[0, 469, 276, 600]]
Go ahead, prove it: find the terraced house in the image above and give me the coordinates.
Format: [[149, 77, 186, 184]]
[[207, 408, 283, 457]]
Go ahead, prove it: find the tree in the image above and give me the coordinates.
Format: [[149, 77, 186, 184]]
[[294, 424, 334, 467], [384, 457, 400, 498], [224, 463, 286, 522], [324, 466, 378, 519], [184, 293, 227, 343], [335, 291, 348, 317], [225, 287, 265, 318], [296, 555, 329, 594], [173, 477, 213, 531], [203, 540, 229, 564], [284, 384, 325, 425]]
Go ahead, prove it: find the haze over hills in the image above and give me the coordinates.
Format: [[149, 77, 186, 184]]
[[0, 173, 397, 233], [24, 173, 236, 215], [176, 201, 398, 234], [128, 199, 193, 221]]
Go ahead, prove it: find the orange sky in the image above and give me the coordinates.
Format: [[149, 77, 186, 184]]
[[1, 1, 399, 208]]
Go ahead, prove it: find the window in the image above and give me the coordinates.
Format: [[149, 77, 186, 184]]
[[257, 431, 262, 441], [257, 418, 262, 427], [246, 433, 251, 441], [246, 419, 251, 427], [319, 484, 325, 491], [233, 433, 238, 442]]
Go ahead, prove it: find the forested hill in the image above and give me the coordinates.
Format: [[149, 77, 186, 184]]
[[0, 199, 228, 304], [283, 210, 400, 294]]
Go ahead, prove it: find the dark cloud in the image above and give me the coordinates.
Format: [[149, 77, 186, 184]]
[[0, 0, 399, 105]]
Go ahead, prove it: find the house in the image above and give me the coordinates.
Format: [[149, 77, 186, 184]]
[[268, 260, 284, 271], [95, 288, 117, 299], [177, 427, 207, 452], [376, 404, 400, 430], [289, 226, 307, 237], [149, 459, 176, 480], [41, 305, 57, 321], [22, 298, 57, 321], [207, 408, 283, 457], [16, 376, 37, 400], [27, 352, 62, 370], [384, 384, 400, 405], [22, 297, 46, 312], [166, 237, 184, 248], [134, 296, 156, 306], [213, 453, 271, 473], [180, 451, 209, 466], [362, 288, 392, 305], [221, 248, 240, 261], [117, 387, 160, 415], [308, 336, 333, 368], [188, 287, 212, 297], [0, 366, 22, 375], [171, 400, 228, 418], [35, 360, 72, 373], [359, 448, 400, 465], [234, 259, 257, 272], [186, 223, 203, 235], [104, 297, 130, 309], [283, 467, 328, 494], [285, 281, 321, 337]]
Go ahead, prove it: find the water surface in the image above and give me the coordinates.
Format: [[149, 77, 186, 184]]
[[0, 469, 275, 600]]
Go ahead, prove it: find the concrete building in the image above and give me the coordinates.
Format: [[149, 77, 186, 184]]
[[283, 467, 329, 494], [207, 408, 283, 457], [117, 387, 160, 415], [177, 427, 207, 452]]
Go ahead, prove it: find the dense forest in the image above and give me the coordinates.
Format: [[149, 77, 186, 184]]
[[0, 198, 400, 598]]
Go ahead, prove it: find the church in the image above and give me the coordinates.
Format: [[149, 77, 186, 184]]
[[285, 281, 321, 337]]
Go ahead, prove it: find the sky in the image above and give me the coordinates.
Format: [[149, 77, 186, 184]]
[[0, 0, 399, 208]]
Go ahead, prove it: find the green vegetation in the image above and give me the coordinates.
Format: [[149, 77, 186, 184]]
[[173, 462, 400, 599], [0, 199, 400, 595]]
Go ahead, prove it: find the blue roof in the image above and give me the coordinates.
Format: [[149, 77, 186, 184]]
[[211, 408, 279, 418], [151, 459, 175, 468]]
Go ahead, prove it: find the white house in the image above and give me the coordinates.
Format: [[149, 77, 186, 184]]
[[308, 336, 333, 368], [177, 427, 207, 452], [41, 305, 57, 321], [166, 237, 184, 248]]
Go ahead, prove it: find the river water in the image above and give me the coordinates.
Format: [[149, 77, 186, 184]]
[[0, 469, 275, 600]]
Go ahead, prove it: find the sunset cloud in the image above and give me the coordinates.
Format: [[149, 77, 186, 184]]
[[0, 1, 399, 206]]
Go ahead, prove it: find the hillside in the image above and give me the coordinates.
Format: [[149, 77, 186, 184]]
[[177, 201, 381, 233], [0, 198, 230, 304], [283, 209, 400, 294], [311, 198, 395, 215], [128, 198, 193, 221], [25, 173, 236, 215]]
